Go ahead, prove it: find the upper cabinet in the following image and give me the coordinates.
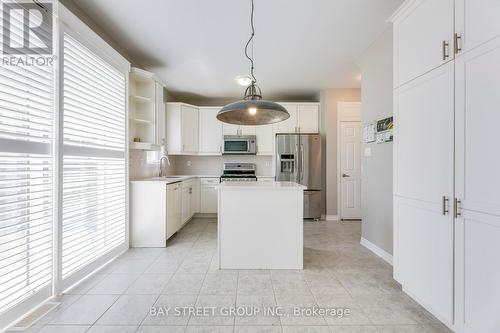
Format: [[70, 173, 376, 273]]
[[275, 103, 319, 133], [129, 67, 164, 150], [275, 103, 298, 133], [166, 103, 199, 154], [391, 0, 454, 88], [166, 102, 319, 155], [297, 104, 320, 133], [155, 82, 165, 146], [455, 0, 500, 54], [199, 107, 223, 155]]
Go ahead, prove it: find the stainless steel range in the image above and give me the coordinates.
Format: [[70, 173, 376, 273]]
[[220, 163, 257, 182]]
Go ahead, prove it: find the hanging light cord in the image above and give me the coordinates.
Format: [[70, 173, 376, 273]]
[[244, 0, 256, 84]]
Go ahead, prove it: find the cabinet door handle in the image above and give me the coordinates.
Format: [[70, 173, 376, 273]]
[[454, 198, 462, 218], [454, 33, 462, 54], [442, 40, 450, 61], [442, 196, 449, 215]]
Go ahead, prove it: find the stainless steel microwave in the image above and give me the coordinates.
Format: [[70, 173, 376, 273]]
[[223, 135, 257, 155]]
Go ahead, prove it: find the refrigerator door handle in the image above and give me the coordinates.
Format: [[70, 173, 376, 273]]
[[300, 144, 304, 182], [295, 144, 300, 183]]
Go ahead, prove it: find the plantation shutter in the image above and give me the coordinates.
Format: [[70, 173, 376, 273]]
[[0, 0, 54, 322], [61, 32, 127, 282]]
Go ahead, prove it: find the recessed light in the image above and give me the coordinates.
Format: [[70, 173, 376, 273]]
[[235, 75, 253, 87]]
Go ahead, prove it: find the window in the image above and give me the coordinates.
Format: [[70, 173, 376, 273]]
[[61, 32, 127, 281], [0, 3, 129, 328], [0, 8, 54, 319]]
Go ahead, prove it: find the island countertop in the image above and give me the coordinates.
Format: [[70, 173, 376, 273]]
[[218, 181, 306, 190]]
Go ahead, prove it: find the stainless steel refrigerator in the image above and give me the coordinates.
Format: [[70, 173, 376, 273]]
[[275, 133, 322, 219]]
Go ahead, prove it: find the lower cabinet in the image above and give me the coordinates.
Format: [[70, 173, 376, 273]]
[[181, 179, 199, 224], [130, 178, 202, 247], [130, 181, 182, 247], [166, 183, 182, 239], [200, 178, 219, 214]]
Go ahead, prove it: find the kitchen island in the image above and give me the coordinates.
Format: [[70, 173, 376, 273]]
[[218, 181, 305, 269]]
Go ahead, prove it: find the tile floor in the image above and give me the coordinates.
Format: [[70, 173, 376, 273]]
[[13, 218, 452, 333]]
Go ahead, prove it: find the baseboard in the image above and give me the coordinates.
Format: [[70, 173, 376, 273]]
[[360, 237, 393, 266], [402, 287, 455, 332], [322, 215, 338, 221]]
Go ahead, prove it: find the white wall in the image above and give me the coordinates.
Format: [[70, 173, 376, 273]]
[[358, 28, 394, 254]]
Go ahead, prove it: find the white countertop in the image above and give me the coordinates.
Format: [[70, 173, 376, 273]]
[[130, 175, 219, 184], [130, 175, 275, 184], [218, 181, 306, 190]]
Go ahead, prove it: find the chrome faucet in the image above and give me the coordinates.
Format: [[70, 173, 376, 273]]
[[159, 146, 170, 177]]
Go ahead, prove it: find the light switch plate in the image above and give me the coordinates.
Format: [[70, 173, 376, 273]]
[[364, 147, 372, 157]]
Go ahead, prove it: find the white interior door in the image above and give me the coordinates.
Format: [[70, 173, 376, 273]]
[[339, 121, 362, 219]]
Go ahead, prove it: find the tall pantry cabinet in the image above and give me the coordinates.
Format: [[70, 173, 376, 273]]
[[391, 1, 500, 332]]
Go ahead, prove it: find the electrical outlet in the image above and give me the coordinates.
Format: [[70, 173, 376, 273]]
[[187, 160, 192, 167]]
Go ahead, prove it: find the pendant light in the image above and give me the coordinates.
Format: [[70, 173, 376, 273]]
[[217, 0, 289, 126]]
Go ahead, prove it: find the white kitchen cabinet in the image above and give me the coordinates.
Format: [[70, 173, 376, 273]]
[[394, 62, 455, 203], [255, 124, 274, 155], [455, 0, 500, 55], [275, 103, 298, 133], [240, 125, 256, 135], [391, 2, 500, 331], [191, 178, 200, 216], [297, 104, 319, 132], [129, 68, 161, 150], [181, 184, 191, 224], [199, 107, 223, 155], [155, 82, 165, 146], [182, 105, 199, 153], [274, 103, 319, 133], [166, 183, 182, 239], [130, 181, 181, 247], [166, 103, 199, 154], [222, 124, 255, 136], [181, 179, 199, 224], [392, 0, 454, 87], [200, 178, 219, 214], [454, 37, 500, 333], [393, 61, 455, 326], [223, 123, 240, 136]]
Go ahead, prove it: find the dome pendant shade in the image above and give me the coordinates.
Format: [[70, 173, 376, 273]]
[[217, 99, 289, 126], [219, 0, 288, 126]]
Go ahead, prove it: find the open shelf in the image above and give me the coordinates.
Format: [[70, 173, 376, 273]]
[[131, 118, 152, 124], [129, 142, 159, 150], [130, 95, 152, 104]]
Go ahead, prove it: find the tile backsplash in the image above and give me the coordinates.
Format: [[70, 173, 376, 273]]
[[129, 150, 274, 179], [172, 155, 274, 176]]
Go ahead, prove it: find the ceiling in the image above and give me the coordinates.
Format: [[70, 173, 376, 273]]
[[70, 0, 402, 101]]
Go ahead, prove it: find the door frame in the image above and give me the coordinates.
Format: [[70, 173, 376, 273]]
[[336, 102, 362, 220]]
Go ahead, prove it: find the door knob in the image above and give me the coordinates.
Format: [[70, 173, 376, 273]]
[[342, 174, 350, 178]]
